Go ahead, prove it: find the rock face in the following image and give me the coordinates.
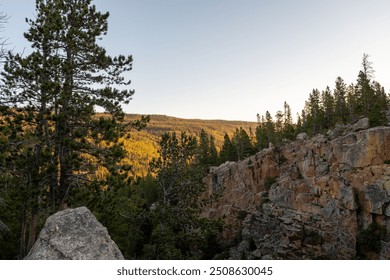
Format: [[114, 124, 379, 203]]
[[202, 126, 390, 259], [25, 207, 124, 260]]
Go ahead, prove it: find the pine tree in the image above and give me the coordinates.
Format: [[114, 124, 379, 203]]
[[208, 135, 218, 165], [346, 84, 358, 123], [219, 133, 235, 163], [148, 132, 218, 259], [321, 86, 335, 129], [0, 0, 144, 258], [369, 82, 388, 126], [0, 10, 9, 239], [282, 101, 295, 140], [232, 127, 254, 161], [355, 54, 375, 117], [274, 110, 283, 145], [198, 129, 210, 166], [264, 111, 275, 146], [334, 77, 348, 124], [305, 89, 323, 134]]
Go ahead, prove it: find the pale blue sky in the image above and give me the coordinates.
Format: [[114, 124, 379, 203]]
[[1, 0, 390, 121]]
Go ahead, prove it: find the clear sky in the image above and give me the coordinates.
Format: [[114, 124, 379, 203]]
[[1, 0, 390, 121]]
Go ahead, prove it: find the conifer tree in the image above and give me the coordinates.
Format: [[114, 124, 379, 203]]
[[305, 89, 323, 134], [282, 101, 295, 140], [334, 77, 348, 124], [265, 110, 275, 145], [0, 0, 144, 257], [232, 127, 254, 161], [208, 135, 218, 165], [0, 10, 9, 238], [198, 129, 210, 166], [369, 82, 388, 126], [346, 84, 358, 123], [355, 54, 375, 117], [321, 86, 335, 129], [274, 110, 284, 145], [148, 132, 217, 259], [219, 133, 235, 163]]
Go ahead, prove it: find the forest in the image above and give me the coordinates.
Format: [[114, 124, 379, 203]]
[[0, 0, 389, 260]]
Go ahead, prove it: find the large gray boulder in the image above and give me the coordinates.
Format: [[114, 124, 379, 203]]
[[25, 206, 124, 260], [296, 132, 308, 141], [352, 117, 369, 131]]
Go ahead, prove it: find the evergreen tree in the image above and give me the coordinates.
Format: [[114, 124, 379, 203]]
[[0, 10, 9, 239], [148, 132, 219, 259], [321, 86, 335, 129], [198, 129, 210, 166], [197, 129, 219, 166], [334, 77, 348, 124], [274, 110, 283, 145], [0, 0, 146, 258], [346, 84, 358, 123], [219, 133, 235, 163], [264, 111, 275, 146], [232, 127, 254, 161], [208, 135, 219, 165], [255, 114, 266, 151], [305, 89, 323, 135], [369, 82, 388, 126], [355, 54, 375, 117], [282, 101, 295, 140]]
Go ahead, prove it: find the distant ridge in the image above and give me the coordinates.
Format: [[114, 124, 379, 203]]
[[120, 114, 257, 178], [125, 114, 257, 143]]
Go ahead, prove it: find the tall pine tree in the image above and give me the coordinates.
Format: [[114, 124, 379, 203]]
[[0, 0, 144, 258]]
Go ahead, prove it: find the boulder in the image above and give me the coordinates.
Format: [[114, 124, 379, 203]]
[[352, 117, 369, 132], [296, 132, 308, 141], [25, 207, 124, 260], [386, 106, 390, 125]]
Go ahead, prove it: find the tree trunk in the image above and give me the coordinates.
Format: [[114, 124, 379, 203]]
[[26, 212, 37, 254], [19, 208, 27, 259]]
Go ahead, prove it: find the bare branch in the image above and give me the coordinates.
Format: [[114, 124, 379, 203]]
[[0, 10, 10, 63]]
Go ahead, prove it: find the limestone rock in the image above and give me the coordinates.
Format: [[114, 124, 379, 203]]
[[25, 207, 124, 260]]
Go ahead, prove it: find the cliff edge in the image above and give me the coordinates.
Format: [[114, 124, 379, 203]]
[[202, 122, 390, 259]]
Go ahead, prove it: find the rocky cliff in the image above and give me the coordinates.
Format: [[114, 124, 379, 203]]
[[202, 121, 390, 259]]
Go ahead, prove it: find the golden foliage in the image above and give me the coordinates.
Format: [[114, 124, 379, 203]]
[[121, 114, 257, 177]]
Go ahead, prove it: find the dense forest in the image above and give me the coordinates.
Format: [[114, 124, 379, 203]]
[[0, 0, 389, 260]]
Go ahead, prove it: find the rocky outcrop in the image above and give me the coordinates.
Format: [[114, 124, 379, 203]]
[[25, 207, 124, 260], [352, 117, 370, 132], [202, 126, 390, 259]]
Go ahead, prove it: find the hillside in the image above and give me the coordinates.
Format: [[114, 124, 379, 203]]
[[121, 114, 257, 177], [125, 114, 257, 145]]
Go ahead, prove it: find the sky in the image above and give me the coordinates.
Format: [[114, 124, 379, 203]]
[[1, 0, 390, 121]]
